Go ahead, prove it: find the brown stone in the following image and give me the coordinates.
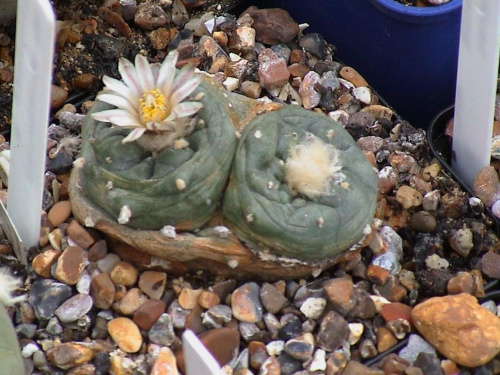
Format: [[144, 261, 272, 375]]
[[151, 346, 179, 375], [260, 356, 280, 375], [481, 251, 500, 279], [32, 248, 61, 278], [73, 73, 97, 90], [133, 299, 166, 330], [176, 327, 240, 374], [88, 240, 108, 262], [258, 48, 290, 91], [110, 261, 139, 287], [231, 282, 263, 323], [112, 288, 147, 316], [51, 84, 68, 109], [46, 342, 96, 370], [376, 327, 397, 352], [90, 273, 115, 309], [339, 66, 368, 87], [447, 271, 474, 295], [138, 271, 167, 299], [473, 165, 500, 208], [412, 293, 500, 367], [178, 287, 203, 310], [248, 340, 269, 370], [242, 6, 299, 45], [108, 317, 143, 353], [47, 200, 72, 226], [341, 360, 384, 375], [365, 264, 390, 285], [380, 302, 413, 327], [54, 246, 86, 285], [198, 290, 220, 309], [67, 220, 95, 249], [323, 276, 357, 316]]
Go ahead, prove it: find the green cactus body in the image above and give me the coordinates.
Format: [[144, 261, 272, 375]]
[[79, 78, 238, 231], [0, 304, 24, 374], [223, 105, 378, 262]]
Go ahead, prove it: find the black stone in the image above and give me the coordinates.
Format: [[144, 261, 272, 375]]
[[28, 278, 73, 321]]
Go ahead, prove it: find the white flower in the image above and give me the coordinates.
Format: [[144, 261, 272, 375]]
[[92, 50, 204, 145]]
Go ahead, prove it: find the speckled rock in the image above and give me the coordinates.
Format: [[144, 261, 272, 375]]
[[449, 227, 474, 257], [54, 246, 86, 285], [151, 346, 179, 375], [411, 293, 500, 367], [298, 71, 321, 109], [32, 249, 61, 278], [260, 283, 288, 315], [107, 317, 142, 353], [473, 166, 500, 208], [134, 2, 168, 30], [323, 276, 357, 316], [316, 310, 349, 352], [258, 48, 290, 92], [149, 313, 176, 346]]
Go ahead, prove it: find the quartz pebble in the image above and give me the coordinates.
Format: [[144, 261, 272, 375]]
[[55, 293, 93, 323]]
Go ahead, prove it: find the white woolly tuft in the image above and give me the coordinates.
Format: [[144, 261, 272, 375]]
[[285, 134, 343, 199], [0, 268, 26, 306]]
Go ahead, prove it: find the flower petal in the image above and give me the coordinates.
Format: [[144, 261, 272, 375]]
[[102, 75, 140, 105], [134, 54, 155, 91], [122, 127, 146, 143], [150, 62, 161, 82], [92, 109, 142, 127], [96, 93, 139, 115], [157, 50, 178, 97], [172, 101, 204, 118], [170, 71, 203, 106], [118, 57, 143, 97]]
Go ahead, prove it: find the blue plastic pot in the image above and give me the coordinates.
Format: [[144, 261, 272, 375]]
[[252, 0, 462, 129]]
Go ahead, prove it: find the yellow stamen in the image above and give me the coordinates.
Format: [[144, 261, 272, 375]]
[[139, 88, 170, 124]]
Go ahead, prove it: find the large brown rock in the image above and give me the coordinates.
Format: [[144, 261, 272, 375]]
[[411, 293, 500, 367], [473, 165, 500, 208], [241, 7, 299, 45]]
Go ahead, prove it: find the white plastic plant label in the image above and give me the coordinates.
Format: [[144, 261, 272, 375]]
[[452, 0, 500, 188], [8, 0, 55, 249], [182, 329, 221, 375]]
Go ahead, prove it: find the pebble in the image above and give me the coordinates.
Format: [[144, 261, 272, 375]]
[[138, 271, 167, 300], [47, 200, 72, 226], [378, 166, 399, 194], [377, 326, 398, 352], [481, 251, 500, 279], [178, 287, 203, 309], [242, 7, 299, 44], [299, 33, 326, 59], [46, 342, 96, 370], [323, 276, 357, 316], [422, 190, 440, 211], [258, 48, 290, 92], [316, 310, 348, 352], [371, 226, 403, 276], [342, 360, 384, 375], [151, 346, 179, 375], [339, 66, 368, 87], [108, 317, 142, 353], [258, 283, 286, 314], [473, 165, 500, 208], [55, 293, 93, 323], [284, 332, 314, 361], [29, 278, 73, 321], [90, 273, 115, 310], [395, 185, 423, 209], [32, 249, 61, 278], [51, 84, 69, 109], [54, 246, 86, 285], [409, 211, 437, 233], [67, 220, 95, 249], [134, 2, 168, 30], [133, 299, 166, 330], [447, 271, 474, 295], [398, 334, 436, 365], [412, 293, 500, 367], [149, 313, 176, 346], [109, 261, 139, 287], [231, 282, 263, 323], [449, 227, 474, 257], [112, 287, 147, 316], [298, 71, 321, 109]]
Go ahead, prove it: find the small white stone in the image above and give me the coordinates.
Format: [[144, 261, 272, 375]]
[[84, 216, 95, 227], [254, 130, 262, 139], [227, 259, 239, 269], [316, 217, 324, 228], [106, 181, 113, 190], [21, 343, 40, 358], [266, 340, 284, 356], [176, 178, 186, 190], [425, 254, 449, 270], [223, 76, 240, 92], [300, 297, 326, 320], [117, 205, 132, 224], [160, 225, 177, 239], [348, 323, 364, 345], [246, 213, 254, 223], [352, 86, 372, 105], [308, 349, 326, 372]]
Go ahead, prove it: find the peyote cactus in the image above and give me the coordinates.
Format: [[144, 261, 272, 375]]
[[223, 105, 378, 261], [79, 76, 238, 231], [71, 51, 378, 276]]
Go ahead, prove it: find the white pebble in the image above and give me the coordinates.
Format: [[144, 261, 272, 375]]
[[160, 225, 177, 239], [300, 297, 326, 320]]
